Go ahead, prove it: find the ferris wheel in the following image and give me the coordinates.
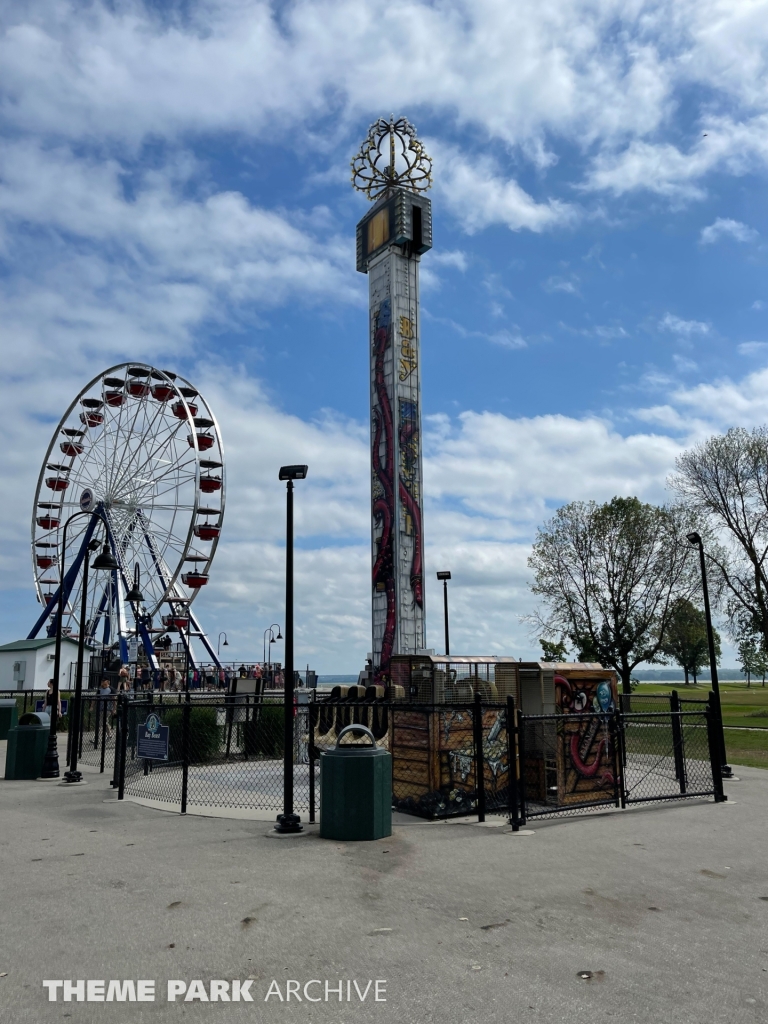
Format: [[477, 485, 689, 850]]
[[27, 362, 225, 665]]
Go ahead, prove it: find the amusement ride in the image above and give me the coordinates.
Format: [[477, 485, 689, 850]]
[[27, 363, 225, 671]]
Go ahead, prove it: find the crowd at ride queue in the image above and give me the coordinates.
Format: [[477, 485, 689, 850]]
[[86, 662, 283, 694]]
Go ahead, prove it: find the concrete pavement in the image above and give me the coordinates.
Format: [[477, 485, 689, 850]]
[[0, 761, 765, 1024]]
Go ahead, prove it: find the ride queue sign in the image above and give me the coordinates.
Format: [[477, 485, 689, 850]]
[[137, 712, 169, 761]]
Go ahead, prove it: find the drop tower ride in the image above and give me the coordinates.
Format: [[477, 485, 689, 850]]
[[351, 116, 433, 684]]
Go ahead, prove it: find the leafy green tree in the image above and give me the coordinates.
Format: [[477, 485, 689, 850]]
[[734, 618, 761, 688], [659, 598, 720, 685], [672, 428, 768, 648], [540, 638, 569, 663], [529, 496, 698, 694]]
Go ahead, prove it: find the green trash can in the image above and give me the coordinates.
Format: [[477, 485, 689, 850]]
[[320, 724, 392, 841], [0, 699, 19, 740], [5, 711, 51, 780]]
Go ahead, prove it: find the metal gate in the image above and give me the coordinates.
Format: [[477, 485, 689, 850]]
[[506, 705, 725, 826]]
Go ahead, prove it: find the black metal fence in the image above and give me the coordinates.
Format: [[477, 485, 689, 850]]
[[109, 691, 724, 827], [117, 695, 301, 815], [507, 704, 724, 826], [65, 694, 116, 773]]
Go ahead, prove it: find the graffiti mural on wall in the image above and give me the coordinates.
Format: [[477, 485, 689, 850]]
[[555, 674, 618, 804], [391, 706, 510, 819], [398, 398, 423, 609], [371, 297, 396, 682]]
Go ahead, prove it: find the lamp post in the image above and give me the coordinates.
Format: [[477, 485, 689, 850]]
[[41, 507, 113, 780], [63, 536, 120, 784], [126, 563, 144, 643], [686, 531, 733, 778], [436, 571, 451, 657], [125, 564, 144, 692], [275, 465, 307, 834], [264, 623, 282, 678], [217, 631, 229, 657]]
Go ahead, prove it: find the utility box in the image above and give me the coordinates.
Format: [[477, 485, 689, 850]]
[[5, 711, 51, 780], [320, 725, 392, 841], [0, 699, 19, 740]]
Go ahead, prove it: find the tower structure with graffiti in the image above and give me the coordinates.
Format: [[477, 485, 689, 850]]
[[352, 116, 433, 683]]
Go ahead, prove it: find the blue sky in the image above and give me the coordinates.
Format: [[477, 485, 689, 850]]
[[2, 0, 768, 670]]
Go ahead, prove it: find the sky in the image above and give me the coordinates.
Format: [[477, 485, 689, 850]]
[[2, 0, 768, 671]]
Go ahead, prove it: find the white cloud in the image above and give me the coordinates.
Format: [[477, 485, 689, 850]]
[[544, 275, 580, 295], [432, 143, 577, 234], [0, 141, 361, 381], [700, 218, 758, 245], [431, 250, 469, 272], [738, 341, 768, 355], [659, 313, 710, 336]]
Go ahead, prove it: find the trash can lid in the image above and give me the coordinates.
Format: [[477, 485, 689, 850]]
[[0, 699, 18, 707], [323, 724, 389, 757], [18, 711, 51, 726]]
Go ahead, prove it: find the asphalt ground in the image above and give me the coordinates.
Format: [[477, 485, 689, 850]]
[[0, 758, 765, 1024]]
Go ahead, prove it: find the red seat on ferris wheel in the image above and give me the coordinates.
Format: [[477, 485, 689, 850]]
[[172, 401, 197, 419], [199, 476, 222, 492], [36, 556, 55, 569], [128, 381, 150, 397], [105, 390, 125, 407], [194, 523, 220, 540], [80, 411, 103, 427], [182, 572, 208, 588], [37, 516, 59, 529], [46, 477, 69, 491], [152, 384, 175, 402], [188, 433, 214, 450], [60, 441, 84, 457]]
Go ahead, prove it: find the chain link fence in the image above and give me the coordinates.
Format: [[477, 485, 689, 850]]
[[111, 692, 724, 826], [507, 706, 723, 824]]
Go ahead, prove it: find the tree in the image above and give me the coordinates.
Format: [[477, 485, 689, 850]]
[[540, 638, 569, 663], [756, 645, 768, 687], [733, 615, 763, 688], [529, 496, 698, 694], [672, 428, 768, 648], [658, 598, 721, 685]]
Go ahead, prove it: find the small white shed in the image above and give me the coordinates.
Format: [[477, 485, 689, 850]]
[[0, 638, 92, 692]]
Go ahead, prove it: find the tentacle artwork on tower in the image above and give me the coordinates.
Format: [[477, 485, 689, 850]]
[[353, 116, 433, 683]]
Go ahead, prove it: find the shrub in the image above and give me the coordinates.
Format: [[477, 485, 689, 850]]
[[162, 706, 221, 763], [240, 703, 284, 759]]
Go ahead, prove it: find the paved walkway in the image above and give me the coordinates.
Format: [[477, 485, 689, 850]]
[[0, 762, 765, 1023]]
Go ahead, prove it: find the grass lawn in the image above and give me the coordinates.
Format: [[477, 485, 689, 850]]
[[632, 682, 768, 770]]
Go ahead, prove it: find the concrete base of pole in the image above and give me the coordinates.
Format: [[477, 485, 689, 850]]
[[274, 812, 303, 834]]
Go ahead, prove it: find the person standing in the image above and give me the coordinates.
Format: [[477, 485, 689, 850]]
[[98, 678, 113, 739], [44, 678, 62, 718]]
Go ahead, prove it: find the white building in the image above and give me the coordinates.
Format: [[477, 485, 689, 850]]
[[0, 638, 92, 691]]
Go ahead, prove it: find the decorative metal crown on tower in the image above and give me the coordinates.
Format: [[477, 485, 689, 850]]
[[351, 115, 433, 201]]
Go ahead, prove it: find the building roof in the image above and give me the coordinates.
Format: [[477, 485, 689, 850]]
[[0, 637, 84, 652]]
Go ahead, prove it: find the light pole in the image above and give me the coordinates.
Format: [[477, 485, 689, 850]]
[[41, 507, 115, 780], [437, 571, 451, 656], [126, 563, 144, 644], [63, 536, 119, 784], [264, 623, 282, 677], [217, 631, 229, 657], [275, 465, 307, 834], [686, 532, 733, 778]]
